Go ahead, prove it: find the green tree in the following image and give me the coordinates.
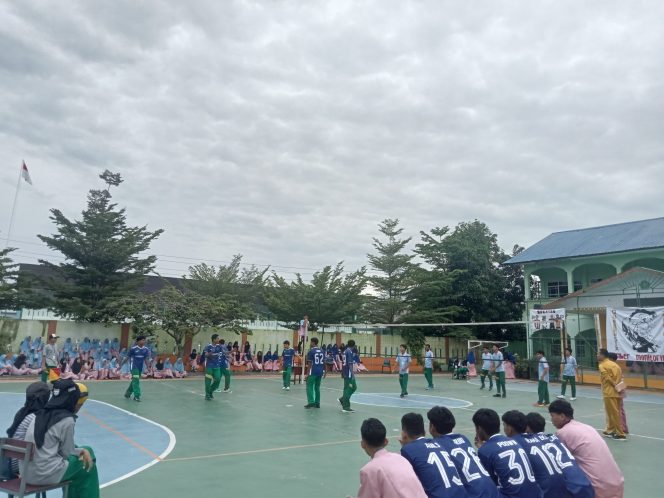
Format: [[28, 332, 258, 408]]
[[366, 219, 417, 323], [37, 171, 163, 323], [185, 254, 269, 311], [266, 262, 367, 326], [0, 248, 21, 348], [122, 286, 253, 354]]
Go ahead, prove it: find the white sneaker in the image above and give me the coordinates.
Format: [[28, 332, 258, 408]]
[[223, 389, 232, 393], [556, 395, 565, 399], [282, 386, 286, 390], [285, 386, 290, 391], [570, 397, 577, 401], [215, 389, 222, 393]]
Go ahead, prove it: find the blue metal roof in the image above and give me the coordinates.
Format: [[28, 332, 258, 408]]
[[505, 217, 664, 265]]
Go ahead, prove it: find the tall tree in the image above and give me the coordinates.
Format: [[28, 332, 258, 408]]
[[366, 219, 417, 323], [37, 171, 163, 323], [266, 262, 367, 326], [185, 254, 269, 311]]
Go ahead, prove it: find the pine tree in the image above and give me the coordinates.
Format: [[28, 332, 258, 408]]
[[366, 219, 417, 323], [37, 171, 163, 323]]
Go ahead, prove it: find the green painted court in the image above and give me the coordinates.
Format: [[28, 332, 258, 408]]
[[1, 373, 660, 498]]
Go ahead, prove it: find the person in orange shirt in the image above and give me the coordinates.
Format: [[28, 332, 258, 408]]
[[597, 349, 625, 440]]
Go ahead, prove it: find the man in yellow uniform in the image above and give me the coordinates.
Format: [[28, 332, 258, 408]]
[[597, 348, 626, 440]]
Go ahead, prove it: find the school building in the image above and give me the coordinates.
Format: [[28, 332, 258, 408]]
[[505, 217, 664, 383]]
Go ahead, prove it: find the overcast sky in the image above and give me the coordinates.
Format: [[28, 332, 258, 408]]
[[1, 1, 663, 280]]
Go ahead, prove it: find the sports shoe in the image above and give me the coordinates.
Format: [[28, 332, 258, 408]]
[[304, 404, 314, 409], [223, 389, 232, 394], [400, 394, 405, 398], [342, 408, 355, 413], [533, 402, 545, 407], [314, 404, 320, 408], [570, 397, 577, 401], [425, 386, 431, 390], [285, 386, 290, 391], [556, 395, 565, 399], [479, 386, 485, 390], [502, 394, 506, 398], [602, 431, 614, 437], [215, 389, 222, 393], [134, 396, 141, 402], [493, 394, 501, 398], [612, 434, 627, 441], [124, 392, 131, 399], [205, 396, 212, 401], [282, 386, 286, 390]]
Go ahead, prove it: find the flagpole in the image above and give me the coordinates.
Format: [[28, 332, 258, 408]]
[[5, 163, 23, 248]]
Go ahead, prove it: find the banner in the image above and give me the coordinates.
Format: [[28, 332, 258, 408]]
[[529, 308, 566, 331], [607, 307, 664, 361]]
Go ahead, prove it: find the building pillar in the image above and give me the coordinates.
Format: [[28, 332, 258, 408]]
[[524, 272, 531, 300], [335, 332, 342, 346], [566, 269, 575, 296], [47, 320, 57, 337], [375, 333, 382, 357], [120, 323, 130, 350]]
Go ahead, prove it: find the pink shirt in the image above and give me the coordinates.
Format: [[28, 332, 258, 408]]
[[557, 419, 624, 498], [356, 449, 428, 498]]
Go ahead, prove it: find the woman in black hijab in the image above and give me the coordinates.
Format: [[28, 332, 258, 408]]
[[3, 382, 51, 478], [22, 379, 99, 498]]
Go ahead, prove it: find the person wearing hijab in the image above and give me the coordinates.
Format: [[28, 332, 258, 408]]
[[5, 382, 51, 477], [162, 357, 174, 378], [22, 379, 99, 498], [173, 357, 186, 378]]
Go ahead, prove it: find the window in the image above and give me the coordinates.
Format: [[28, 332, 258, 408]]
[[573, 281, 582, 291], [547, 281, 568, 298], [551, 343, 561, 357], [575, 342, 585, 357]]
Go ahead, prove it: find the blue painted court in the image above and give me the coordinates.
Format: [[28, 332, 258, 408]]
[[0, 392, 175, 492]]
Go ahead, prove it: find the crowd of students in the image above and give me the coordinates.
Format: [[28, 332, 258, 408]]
[[351, 401, 624, 498], [0, 335, 188, 381]]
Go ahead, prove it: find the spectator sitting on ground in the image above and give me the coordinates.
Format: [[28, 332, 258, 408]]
[[153, 357, 165, 379], [263, 350, 273, 371], [107, 357, 120, 379], [173, 358, 187, 378], [548, 399, 624, 498], [5, 382, 51, 478], [255, 351, 264, 371], [162, 358, 175, 378], [22, 379, 99, 498], [349, 418, 427, 498]]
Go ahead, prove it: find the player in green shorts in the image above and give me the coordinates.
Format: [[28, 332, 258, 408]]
[[281, 340, 295, 390], [304, 337, 324, 408], [339, 340, 357, 412]]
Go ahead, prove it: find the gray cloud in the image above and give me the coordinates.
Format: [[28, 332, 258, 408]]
[[1, 0, 663, 279]]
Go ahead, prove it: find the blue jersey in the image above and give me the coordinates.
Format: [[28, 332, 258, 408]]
[[204, 343, 225, 368], [342, 348, 355, 378], [307, 347, 325, 377], [282, 348, 295, 367], [436, 434, 499, 498], [477, 435, 542, 498], [401, 438, 467, 498], [513, 434, 569, 498], [129, 345, 150, 373], [545, 434, 594, 498]]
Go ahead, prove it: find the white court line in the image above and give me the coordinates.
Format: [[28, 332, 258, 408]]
[[0, 392, 176, 489]]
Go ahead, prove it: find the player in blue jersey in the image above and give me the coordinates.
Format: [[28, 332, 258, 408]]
[[124, 335, 150, 402], [525, 412, 594, 498], [217, 339, 232, 393], [204, 334, 224, 400], [472, 408, 542, 498], [281, 340, 295, 390], [339, 340, 357, 412], [304, 337, 325, 409], [502, 410, 568, 498], [427, 406, 499, 498], [400, 412, 467, 498]]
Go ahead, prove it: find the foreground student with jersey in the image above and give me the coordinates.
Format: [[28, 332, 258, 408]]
[[348, 418, 427, 498], [548, 400, 623, 498], [124, 335, 150, 401], [399, 412, 467, 498], [472, 408, 542, 498], [524, 412, 594, 498], [304, 337, 324, 409], [501, 410, 568, 498]]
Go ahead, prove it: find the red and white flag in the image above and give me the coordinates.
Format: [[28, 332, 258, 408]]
[[21, 161, 32, 185]]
